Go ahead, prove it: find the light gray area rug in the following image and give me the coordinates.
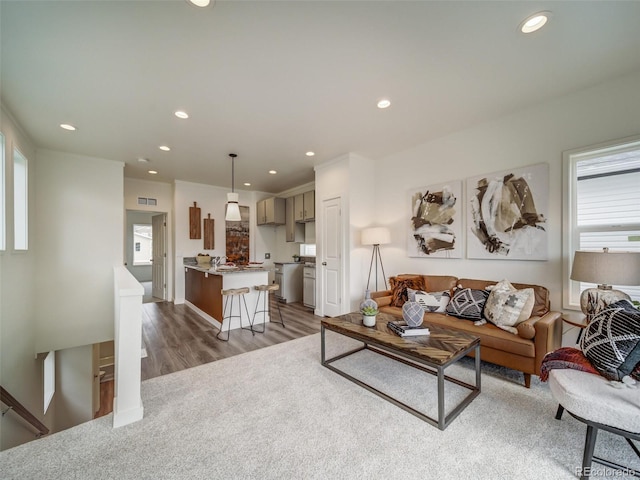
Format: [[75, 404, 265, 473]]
[[2, 332, 637, 479]]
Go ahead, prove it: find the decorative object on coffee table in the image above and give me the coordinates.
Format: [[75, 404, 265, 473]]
[[402, 300, 424, 327], [359, 289, 378, 312], [361, 305, 378, 327]]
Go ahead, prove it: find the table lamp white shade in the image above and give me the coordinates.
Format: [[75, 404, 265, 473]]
[[570, 249, 640, 318], [361, 227, 391, 246]]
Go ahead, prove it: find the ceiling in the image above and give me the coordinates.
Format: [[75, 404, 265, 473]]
[[2, 1, 640, 194]]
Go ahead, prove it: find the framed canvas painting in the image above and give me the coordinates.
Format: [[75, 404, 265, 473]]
[[226, 205, 250, 264], [466, 163, 548, 260], [408, 180, 463, 258]]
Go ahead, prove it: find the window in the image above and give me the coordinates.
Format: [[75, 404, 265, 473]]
[[13, 147, 28, 250], [0, 132, 5, 251], [563, 136, 640, 309], [133, 224, 152, 265], [299, 243, 316, 257]]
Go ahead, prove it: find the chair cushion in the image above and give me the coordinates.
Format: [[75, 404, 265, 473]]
[[549, 369, 640, 433]]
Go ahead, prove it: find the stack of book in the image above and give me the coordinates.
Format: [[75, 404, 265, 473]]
[[387, 320, 430, 337]]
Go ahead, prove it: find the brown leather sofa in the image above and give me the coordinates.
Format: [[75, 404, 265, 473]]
[[371, 274, 562, 388]]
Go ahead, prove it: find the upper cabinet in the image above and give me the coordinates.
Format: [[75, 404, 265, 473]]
[[294, 190, 315, 223], [285, 197, 304, 242], [257, 197, 285, 225]]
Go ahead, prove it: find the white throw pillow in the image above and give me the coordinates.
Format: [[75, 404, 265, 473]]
[[413, 290, 451, 313], [483, 279, 534, 334]]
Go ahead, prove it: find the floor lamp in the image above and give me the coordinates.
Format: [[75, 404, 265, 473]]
[[362, 227, 391, 291]]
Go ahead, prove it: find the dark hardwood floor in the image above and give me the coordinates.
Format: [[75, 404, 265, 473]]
[[140, 296, 323, 381]]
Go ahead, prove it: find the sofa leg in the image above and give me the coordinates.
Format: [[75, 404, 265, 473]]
[[524, 373, 531, 388]]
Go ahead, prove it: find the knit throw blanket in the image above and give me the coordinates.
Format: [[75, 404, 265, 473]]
[[540, 347, 600, 382]]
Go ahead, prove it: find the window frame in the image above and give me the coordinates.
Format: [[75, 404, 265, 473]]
[[13, 146, 28, 251], [562, 134, 640, 310]]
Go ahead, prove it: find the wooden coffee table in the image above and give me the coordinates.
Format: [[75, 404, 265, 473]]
[[321, 312, 481, 430]]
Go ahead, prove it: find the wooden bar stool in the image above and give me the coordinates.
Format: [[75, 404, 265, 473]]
[[217, 287, 251, 341], [252, 284, 284, 332]]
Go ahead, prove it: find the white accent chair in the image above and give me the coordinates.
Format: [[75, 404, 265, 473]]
[[549, 369, 640, 479]]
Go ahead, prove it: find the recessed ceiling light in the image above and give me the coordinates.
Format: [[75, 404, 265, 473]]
[[306, 151, 315, 157], [377, 99, 391, 109], [520, 12, 550, 33], [159, 145, 171, 151], [174, 110, 189, 119], [244, 182, 251, 186], [60, 123, 76, 131], [148, 170, 158, 175], [137, 157, 150, 163], [187, 0, 211, 6], [269, 170, 277, 175]]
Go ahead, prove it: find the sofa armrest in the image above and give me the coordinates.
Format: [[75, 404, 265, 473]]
[[533, 311, 563, 374], [373, 295, 392, 308]]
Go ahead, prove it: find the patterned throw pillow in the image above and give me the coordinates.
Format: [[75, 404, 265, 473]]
[[483, 279, 535, 335], [445, 288, 489, 320], [390, 277, 426, 307], [409, 289, 451, 313], [580, 299, 640, 381]]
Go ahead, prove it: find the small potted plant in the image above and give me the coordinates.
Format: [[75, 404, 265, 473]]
[[292, 254, 301, 262], [361, 305, 379, 327]]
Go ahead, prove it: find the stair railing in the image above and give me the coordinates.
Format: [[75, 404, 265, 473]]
[[1, 386, 49, 437]]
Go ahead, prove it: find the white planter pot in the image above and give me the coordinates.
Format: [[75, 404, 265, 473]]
[[362, 315, 377, 327]]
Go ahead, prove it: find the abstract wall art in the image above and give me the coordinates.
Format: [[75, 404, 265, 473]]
[[466, 163, 548, 260], [408, 181, 463, 258]]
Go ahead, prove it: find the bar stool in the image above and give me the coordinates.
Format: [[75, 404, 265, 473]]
[[217, 287, 251, 341], [252, 284, 284, 332]]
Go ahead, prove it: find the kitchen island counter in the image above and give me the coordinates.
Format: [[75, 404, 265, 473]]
[[184, 265, 270, 331]]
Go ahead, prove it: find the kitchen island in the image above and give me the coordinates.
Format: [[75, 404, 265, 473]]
[[184, 265, 270, 332]]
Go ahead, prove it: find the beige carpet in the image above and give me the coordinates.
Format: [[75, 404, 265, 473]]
[[2, 332, 637, 479]]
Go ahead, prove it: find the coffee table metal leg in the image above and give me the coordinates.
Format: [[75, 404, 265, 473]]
[[438, 367, 445, 430], [321, 325, 326, 363]]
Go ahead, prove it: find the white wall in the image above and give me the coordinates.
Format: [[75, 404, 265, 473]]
[[124, 178, 174, 299], [373, 70, 640, 313], [0, 106, 55, 450], [53, 345, 94, 432], [315, 153, 376, 314], [34, 150, 124, 353]]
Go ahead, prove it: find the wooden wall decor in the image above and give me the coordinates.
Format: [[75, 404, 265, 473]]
[[189, 201, 201, 239], [203, 214, 215, 250]]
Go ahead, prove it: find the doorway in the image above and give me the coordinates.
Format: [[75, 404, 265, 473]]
[[125, 210, 167, 303]]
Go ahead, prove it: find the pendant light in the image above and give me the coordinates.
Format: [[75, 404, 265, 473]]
[[225, 153, 242, 221]]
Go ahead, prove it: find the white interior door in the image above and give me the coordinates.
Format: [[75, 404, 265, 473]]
[[322, 196, 342, 317], [151, 214, 166, 300]]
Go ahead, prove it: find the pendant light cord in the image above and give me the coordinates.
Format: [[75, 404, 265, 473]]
[[229, 153, 237, 193]]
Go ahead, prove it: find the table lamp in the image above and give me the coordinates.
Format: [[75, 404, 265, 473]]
[[362, 227, 391, 291], [570, 248, 640, 319]]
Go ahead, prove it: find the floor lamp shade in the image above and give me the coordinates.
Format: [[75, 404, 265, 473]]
[[361, 227, 391, 246], [570, 249, 640, 318]]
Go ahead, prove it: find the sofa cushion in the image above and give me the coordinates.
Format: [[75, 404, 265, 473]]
[[579, 299, 640, 381], [390, 277, 426, 307], [408, 288, 451, 313], [483, 279, 535, 335], [458, 278, 549, 317], [445, 288, 489, 320]]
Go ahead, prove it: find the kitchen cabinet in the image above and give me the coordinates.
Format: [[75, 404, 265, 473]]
[[303, 265, 315, 309], [294, 190, 315, 223], [285, 197, 304, 242], [274, 263, 303, 303], [257, 197, 285, 225]]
